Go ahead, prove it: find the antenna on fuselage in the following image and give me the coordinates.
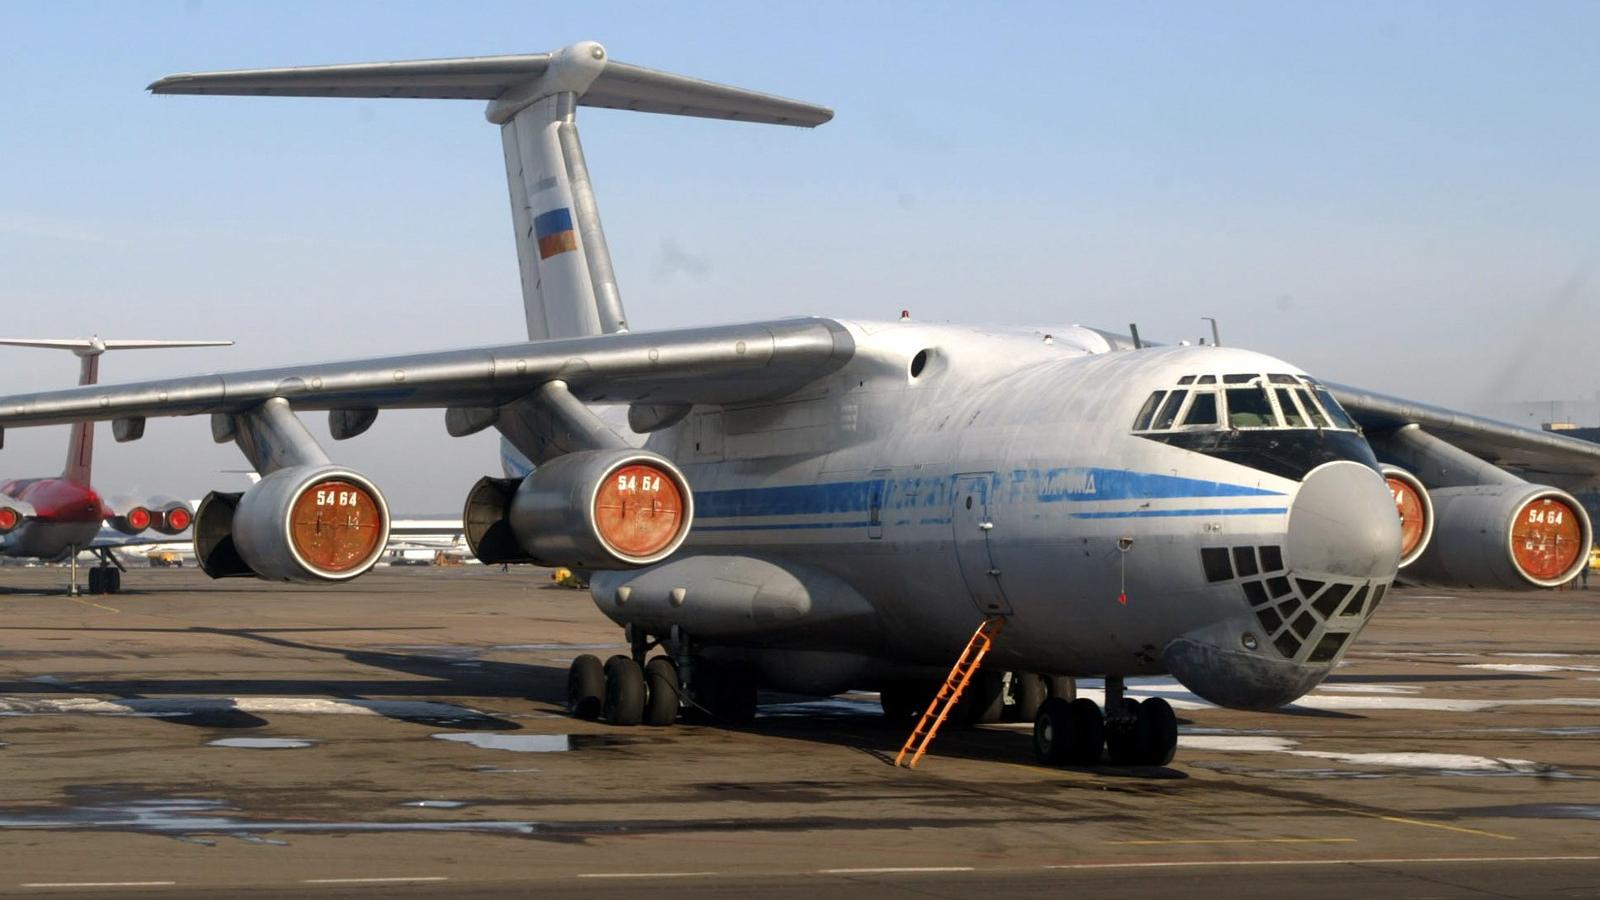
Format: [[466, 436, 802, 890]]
[[1202, 317, 1221, 347], [1128, 324, 1143, 350]]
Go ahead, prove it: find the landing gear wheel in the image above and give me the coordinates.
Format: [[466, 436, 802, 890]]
[[1006, 673, 1047, 723], [566, 654, 604, 720], [1104, 698, 1146, 765], [106, 568, 121, 594], [642, 657, 680, 727], [1140, 697, 1178, 766], [1033, 697, 1074, 765], [87, 568, 104, 595], [602, 656, 646, 726], [1036, 697, 1105, 766]]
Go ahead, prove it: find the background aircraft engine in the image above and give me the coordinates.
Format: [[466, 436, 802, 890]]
[[1403, 483, 1592, 589], [1380, 465, 1433, 568], [194, 465, 390, 582], [108, 506, 153, 535], [0, 506, 19, 534], [466, 449, 692, 569], [146, 498, 195, 535]]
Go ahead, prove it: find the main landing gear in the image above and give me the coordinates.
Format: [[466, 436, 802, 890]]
[[565, 627, 757, 728], [1033, 676, 1177, 767], [86, 548, 126, 595]]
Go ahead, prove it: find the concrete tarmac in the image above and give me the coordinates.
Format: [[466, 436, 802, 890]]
[[1, 567, 1597, 898]]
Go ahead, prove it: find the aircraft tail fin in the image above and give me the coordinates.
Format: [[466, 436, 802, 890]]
[[0, 338, 231, 484], [149, 42, 833, 342]]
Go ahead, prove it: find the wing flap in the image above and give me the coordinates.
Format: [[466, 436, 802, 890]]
[[0, 319, 854, 428]]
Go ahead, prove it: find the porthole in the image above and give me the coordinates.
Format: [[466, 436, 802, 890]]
[[909, 349, 929, 378]]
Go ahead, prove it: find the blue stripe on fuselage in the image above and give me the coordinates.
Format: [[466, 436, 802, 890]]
[[692, 467, 1284, 521]]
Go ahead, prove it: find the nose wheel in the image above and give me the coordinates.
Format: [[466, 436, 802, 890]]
[[1032, 677, 1178, 768]]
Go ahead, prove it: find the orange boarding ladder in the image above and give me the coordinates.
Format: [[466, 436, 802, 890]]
[[894, 616, 1006, 769]]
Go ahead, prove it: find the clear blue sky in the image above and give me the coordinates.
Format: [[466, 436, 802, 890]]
[[2, 2, 1598, 509]]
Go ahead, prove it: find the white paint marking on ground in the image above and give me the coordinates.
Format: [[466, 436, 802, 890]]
[[1309, 684, 1421, 695], [1178, 735, 1545, 773], [1463, 663, 1600, 673], [300, 871, 448, 877], [818, 867, 976, 874], [1046, 855, 1600, 871], [576, 872, 720, 879], [0, 697, 482, 718], [22, 882, 177, 888]]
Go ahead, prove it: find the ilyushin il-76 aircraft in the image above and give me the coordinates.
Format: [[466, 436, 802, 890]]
[[0, 337, 229, 593], [1, 43, 1596, 768]]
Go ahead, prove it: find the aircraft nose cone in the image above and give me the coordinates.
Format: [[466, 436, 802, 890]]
[[1287, 461, 1401, 580]]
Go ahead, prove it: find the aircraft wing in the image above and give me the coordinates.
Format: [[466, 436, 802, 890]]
[[1328, 382, 1600, 479], [0, 319, 854, 430]]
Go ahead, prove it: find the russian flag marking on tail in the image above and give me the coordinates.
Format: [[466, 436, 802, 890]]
[[534, 208, 578, 259]]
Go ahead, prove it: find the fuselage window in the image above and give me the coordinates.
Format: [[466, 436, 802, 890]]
[[1153, 390, 1189, 430], [1226, 386, 1277, 428], [1182, 391, 1218, 426], [1177, 375, 1196, 385], [1273, 387, 1307, 427], [1196, 375, 1217, 384], [1133, 391, 1166, 430], [1268, 373, 1298, 384], [1223, 373, 1255, 384]]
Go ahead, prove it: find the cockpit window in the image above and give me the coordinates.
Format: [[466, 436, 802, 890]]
[[1133, 391, 1166, 431], [1153, 390, 1189, 430], [1182, 392, 1218, 426], [1311, 386, 1358, 429], [1136, 373, 1359, 434], [1273, 387, 1307, 427], [1226, 386, 1277, 428]]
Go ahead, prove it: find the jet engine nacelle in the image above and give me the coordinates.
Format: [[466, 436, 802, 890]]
[[1380, 465, 1434, 568], [465, 449, 692, 569], [193, 465, 390, 582], [107, 506, 153, 535], [146, 496, 195, 535], [1402, 483, 1592, 589], [0, 503, 22, 534]]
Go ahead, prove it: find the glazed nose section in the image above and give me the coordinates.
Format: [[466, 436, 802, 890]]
[[1288, 461, 1402, 580]]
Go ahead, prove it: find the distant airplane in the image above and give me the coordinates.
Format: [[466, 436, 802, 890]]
[[0, 337, 230, 593], [0, 44, 1594, 768]]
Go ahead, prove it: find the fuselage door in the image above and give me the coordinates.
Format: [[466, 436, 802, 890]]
[[952, 472, 1013, 616]]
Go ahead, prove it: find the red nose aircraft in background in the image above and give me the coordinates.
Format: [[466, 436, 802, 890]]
[[0, 337, 230, 594]]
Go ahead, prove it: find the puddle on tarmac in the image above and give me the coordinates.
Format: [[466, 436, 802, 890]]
[[1180, 735, 1576, 779], [432, 733, 634, 753], [403, 800, 468, 809], [207, 737, 314, 749]]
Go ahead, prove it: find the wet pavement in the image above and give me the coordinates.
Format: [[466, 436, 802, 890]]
[[0, 566, 1597, 898]]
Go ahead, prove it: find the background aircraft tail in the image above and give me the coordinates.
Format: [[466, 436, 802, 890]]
[[0, 338, 232, 485], [149, 41, 833, 343]]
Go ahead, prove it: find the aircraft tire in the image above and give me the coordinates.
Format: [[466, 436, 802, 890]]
[[1066, 697, 1106, 766], [603, 657, 646, 726], [1032, 697, 1074, 765], [642, 657, 680, 727], [1104, 698, 1145, 765], [106, 568, 121, 594], [87, 568, 103, 595], [1007, 673, 1047, 722], [566, 654, 605, 720], [1139, 697, 1178, 766]]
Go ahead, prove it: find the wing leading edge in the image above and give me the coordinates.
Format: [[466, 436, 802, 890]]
[[0, 318, 854, 431], [1329, 382, 1600, 479]]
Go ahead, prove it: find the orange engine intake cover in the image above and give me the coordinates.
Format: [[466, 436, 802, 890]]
[[290, 479, 385, 574], [1386, 475, 1428, 561], [1510, 496, 1584, 582], [592, 463, 685, 560]]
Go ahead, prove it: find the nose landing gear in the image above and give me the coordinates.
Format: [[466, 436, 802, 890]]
[[1032, 676, 1178, 768]]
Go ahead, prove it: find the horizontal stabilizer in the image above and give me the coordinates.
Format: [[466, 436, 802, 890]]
[[150, 51, 833, 127], [0, 338, 232, 355]]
